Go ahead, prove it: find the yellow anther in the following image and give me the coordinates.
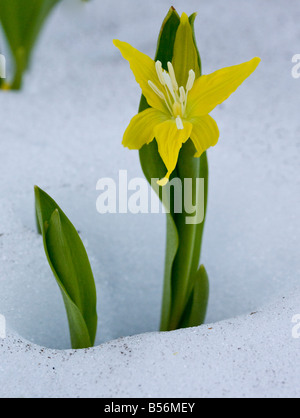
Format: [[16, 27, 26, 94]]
[[176, 116, 184, 130], [155, 61, 165, 86], [186, 70, 196, 92]]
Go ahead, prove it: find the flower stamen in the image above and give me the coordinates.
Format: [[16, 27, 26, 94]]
[[179, 86, 186, 115], [167, 62, 179, 91], [186, 70, 196, 92], [163, 72, 177, 101], [179, 86, 186, 103], [150, 61, 195, 130], [155, 61, 166, 86], [148, 80, 173, 114], [176, 116, 184, 130], [148, 80, 165, 100]]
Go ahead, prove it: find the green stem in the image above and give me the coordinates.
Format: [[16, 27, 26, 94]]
[[167, 147, 209, 330]]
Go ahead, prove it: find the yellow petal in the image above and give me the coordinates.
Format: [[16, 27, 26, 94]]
[[154, 119, 193, 183], [172, 13, 201, 87], [187, 57, 261, 117], [122, 108, 168, 150], [190, 115, 220, 157], [113, 39, 168, 114]]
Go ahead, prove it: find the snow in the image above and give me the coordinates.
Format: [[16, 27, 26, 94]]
[[1, 294, 299, 398], [0, 0, 299, 398]]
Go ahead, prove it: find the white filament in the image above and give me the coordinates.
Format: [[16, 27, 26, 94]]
[[148, 80, 165, 100]]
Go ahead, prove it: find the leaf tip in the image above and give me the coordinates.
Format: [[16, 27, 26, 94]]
[[34, 185, 41, 202]]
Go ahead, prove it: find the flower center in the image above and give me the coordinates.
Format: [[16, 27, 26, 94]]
[[148, 61, 195, 130]]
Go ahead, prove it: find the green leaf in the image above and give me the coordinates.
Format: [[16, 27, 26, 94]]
[[0, 0, 60, 89], [179, 265, 209, 329], [189, 13, 202, 75], [35, 186, 97, 349]]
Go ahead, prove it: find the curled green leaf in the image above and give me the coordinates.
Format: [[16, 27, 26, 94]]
[[35, 186, 97, 349], [179, 265, 209, 329]]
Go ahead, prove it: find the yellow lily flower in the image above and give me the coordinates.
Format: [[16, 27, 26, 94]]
[[114, 16, 260, 186]]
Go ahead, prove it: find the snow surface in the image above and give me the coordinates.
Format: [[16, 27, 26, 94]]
[[0, 0, 299, 398]]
